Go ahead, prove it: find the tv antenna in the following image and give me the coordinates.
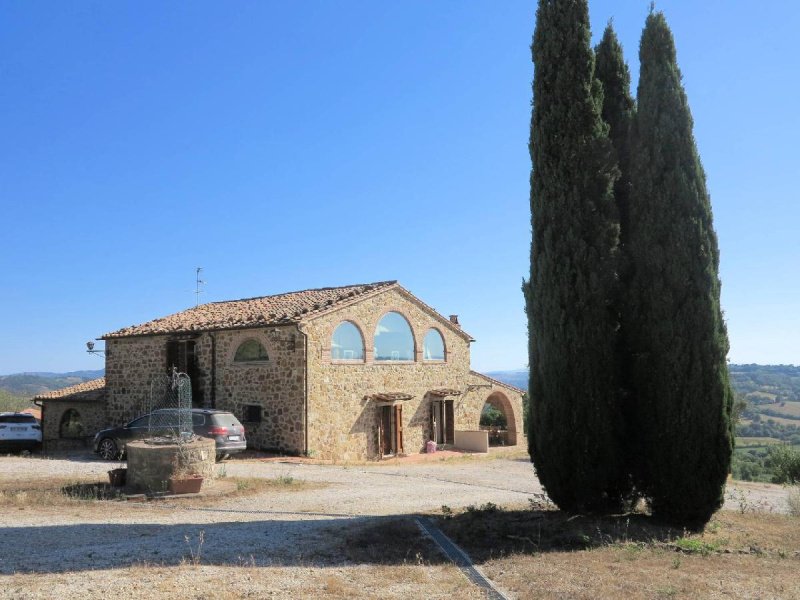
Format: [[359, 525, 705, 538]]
[[195, 267, 205, 306]]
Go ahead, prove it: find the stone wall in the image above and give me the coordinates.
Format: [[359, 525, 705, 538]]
[[303, 287, 524, 461], [42, 400, 107, 449], [105, 336, 167, 426], [105, 325, 305, 453], [211, 326, 305, 453], [127, 438, 216, 493]]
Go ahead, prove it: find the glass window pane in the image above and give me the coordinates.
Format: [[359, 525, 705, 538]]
[[331, 322, 364, 360], [374, 312, 414, 361], [423, 329, 445, 361], [234, 339, 269, 362]]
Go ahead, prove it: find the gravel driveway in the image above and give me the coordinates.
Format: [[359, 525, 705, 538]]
[[0, 452, 792, 578]]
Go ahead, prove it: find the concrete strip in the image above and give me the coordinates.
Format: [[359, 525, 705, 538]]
[[415, 516, 509, 600]]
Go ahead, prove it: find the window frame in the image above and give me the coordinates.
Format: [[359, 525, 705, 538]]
[[330, 320, 366, 363], [373, 311, 416, 363], [233, 338, 270, 364], [422, 328, 447, 362]]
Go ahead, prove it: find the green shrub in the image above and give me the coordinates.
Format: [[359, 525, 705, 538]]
[[766, 446, 800, 484]]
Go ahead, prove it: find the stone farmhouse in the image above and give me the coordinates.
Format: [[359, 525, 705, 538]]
[[37, 281, 524, 460]]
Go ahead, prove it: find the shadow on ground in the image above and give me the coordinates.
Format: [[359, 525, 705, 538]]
[[437, 503, 686, 561], [0, 514, 448, 574]]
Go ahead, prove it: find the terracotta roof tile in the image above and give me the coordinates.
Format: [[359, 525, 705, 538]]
[[34, 377, 106, 402], [102, 281, 398, 339], [429, 388, 462, 397], [370, 392, 415, 402], [470, 371, 526, 395]]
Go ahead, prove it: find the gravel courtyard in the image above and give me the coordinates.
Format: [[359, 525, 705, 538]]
[[0, 451, 793, 598]]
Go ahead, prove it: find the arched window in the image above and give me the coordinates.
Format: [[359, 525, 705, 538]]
[[234, 339, 269, 362], [374, 312, 414, 361], [331, 321, 365, 361], [423, 329, 445, 361], [59, 409, 84, 439]]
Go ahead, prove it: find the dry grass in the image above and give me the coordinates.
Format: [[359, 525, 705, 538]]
[[0, 477, 124, 508], [0, 474, 318, 509], [787, 486, 800, 516], [2, 563, 480, 600], [438, 501, 800, 600], [1, 516, 479, 599]]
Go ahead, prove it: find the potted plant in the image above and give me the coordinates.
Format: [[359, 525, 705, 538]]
[[168, 441, 204, 495], [108, 467, 127, 487]]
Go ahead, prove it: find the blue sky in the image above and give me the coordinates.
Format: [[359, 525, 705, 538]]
[[1, 1, 798, 374]]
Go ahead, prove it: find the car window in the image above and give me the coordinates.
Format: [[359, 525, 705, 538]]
[[0, 415, 36, 424], [210, 413, 242, 426], [127, 416, 150, 428], [192, 414, 205, 426]]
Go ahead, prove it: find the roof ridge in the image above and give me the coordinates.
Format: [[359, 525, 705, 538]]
[[206, 280, 397, 306]]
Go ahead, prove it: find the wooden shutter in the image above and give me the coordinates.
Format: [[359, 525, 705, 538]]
[[445, 400, 455, 445], [394, 404, 404, 455], [379, 406, 391, 457]]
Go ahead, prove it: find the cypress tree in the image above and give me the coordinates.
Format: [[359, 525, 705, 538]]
[[525, 0, 625, 512], [627, 10, 734, 526], [595, 22, 635, 246], [594, 21, 637, 479]]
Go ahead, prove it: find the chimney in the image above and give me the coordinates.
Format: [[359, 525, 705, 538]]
[[449, 314, 460, 327]]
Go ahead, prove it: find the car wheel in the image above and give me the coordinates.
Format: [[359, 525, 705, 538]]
[[98, 438, 119, 461], [215, 452, 230, 462]]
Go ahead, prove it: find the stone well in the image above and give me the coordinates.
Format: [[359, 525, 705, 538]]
[[127, 437, 215, 493]]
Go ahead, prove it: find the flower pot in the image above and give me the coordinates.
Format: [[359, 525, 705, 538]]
[[168, 476, 203, 495], [108, 468, 127, 487]]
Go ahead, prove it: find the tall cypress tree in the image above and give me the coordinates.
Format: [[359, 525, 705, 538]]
[[595, 23, 635, 246], [594, 21, 636, 476], [525, 0, 625, 512], [628, 10, 734, 526]]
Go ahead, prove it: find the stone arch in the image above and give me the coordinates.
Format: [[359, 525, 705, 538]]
[[225, 331, 274, 365], [481, 391, 518, 446], [59, 408, 84, 439]]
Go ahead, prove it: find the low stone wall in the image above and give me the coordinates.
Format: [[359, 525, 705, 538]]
[[126, 438, 215, 493], [454, 430, 489, 453]]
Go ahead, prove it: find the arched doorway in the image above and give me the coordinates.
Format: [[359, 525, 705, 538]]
[[59, 409, 84, 439], [480, 391, 517, 446]]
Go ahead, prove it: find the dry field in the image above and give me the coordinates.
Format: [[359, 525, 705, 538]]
[[439, 501, 800, 600], [1, 452, 798, 599]]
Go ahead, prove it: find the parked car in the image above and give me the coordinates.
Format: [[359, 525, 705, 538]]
[[0, 412, 42, 452], [93, 408, 246, 461]]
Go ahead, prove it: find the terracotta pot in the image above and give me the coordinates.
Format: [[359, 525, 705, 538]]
[[108, 468, 127, 487], [168, 476, 203, 495]]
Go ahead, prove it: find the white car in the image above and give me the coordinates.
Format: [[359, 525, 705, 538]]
[[0, 413, 42, 452]]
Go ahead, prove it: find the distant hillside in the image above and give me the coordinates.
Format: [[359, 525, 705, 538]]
[[0, 389, 35, 412], [487, 364, 800, 406], [485, 369, 528, 391], [0, 369, 104, 398]]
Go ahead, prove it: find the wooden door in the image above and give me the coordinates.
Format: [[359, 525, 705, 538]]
[[445, 400, 455, 445], [394, 404, 404, 455], [379, 406, 392, 456]]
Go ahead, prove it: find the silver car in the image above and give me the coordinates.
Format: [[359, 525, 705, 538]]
[[93, 408, 247, 461]]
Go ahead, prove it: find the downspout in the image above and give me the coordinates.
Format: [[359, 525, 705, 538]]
[[210, 333, 217, 409], [295, 323, 309, 455]]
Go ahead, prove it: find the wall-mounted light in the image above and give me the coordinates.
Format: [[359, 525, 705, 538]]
[[86, 341, 105, 357]]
